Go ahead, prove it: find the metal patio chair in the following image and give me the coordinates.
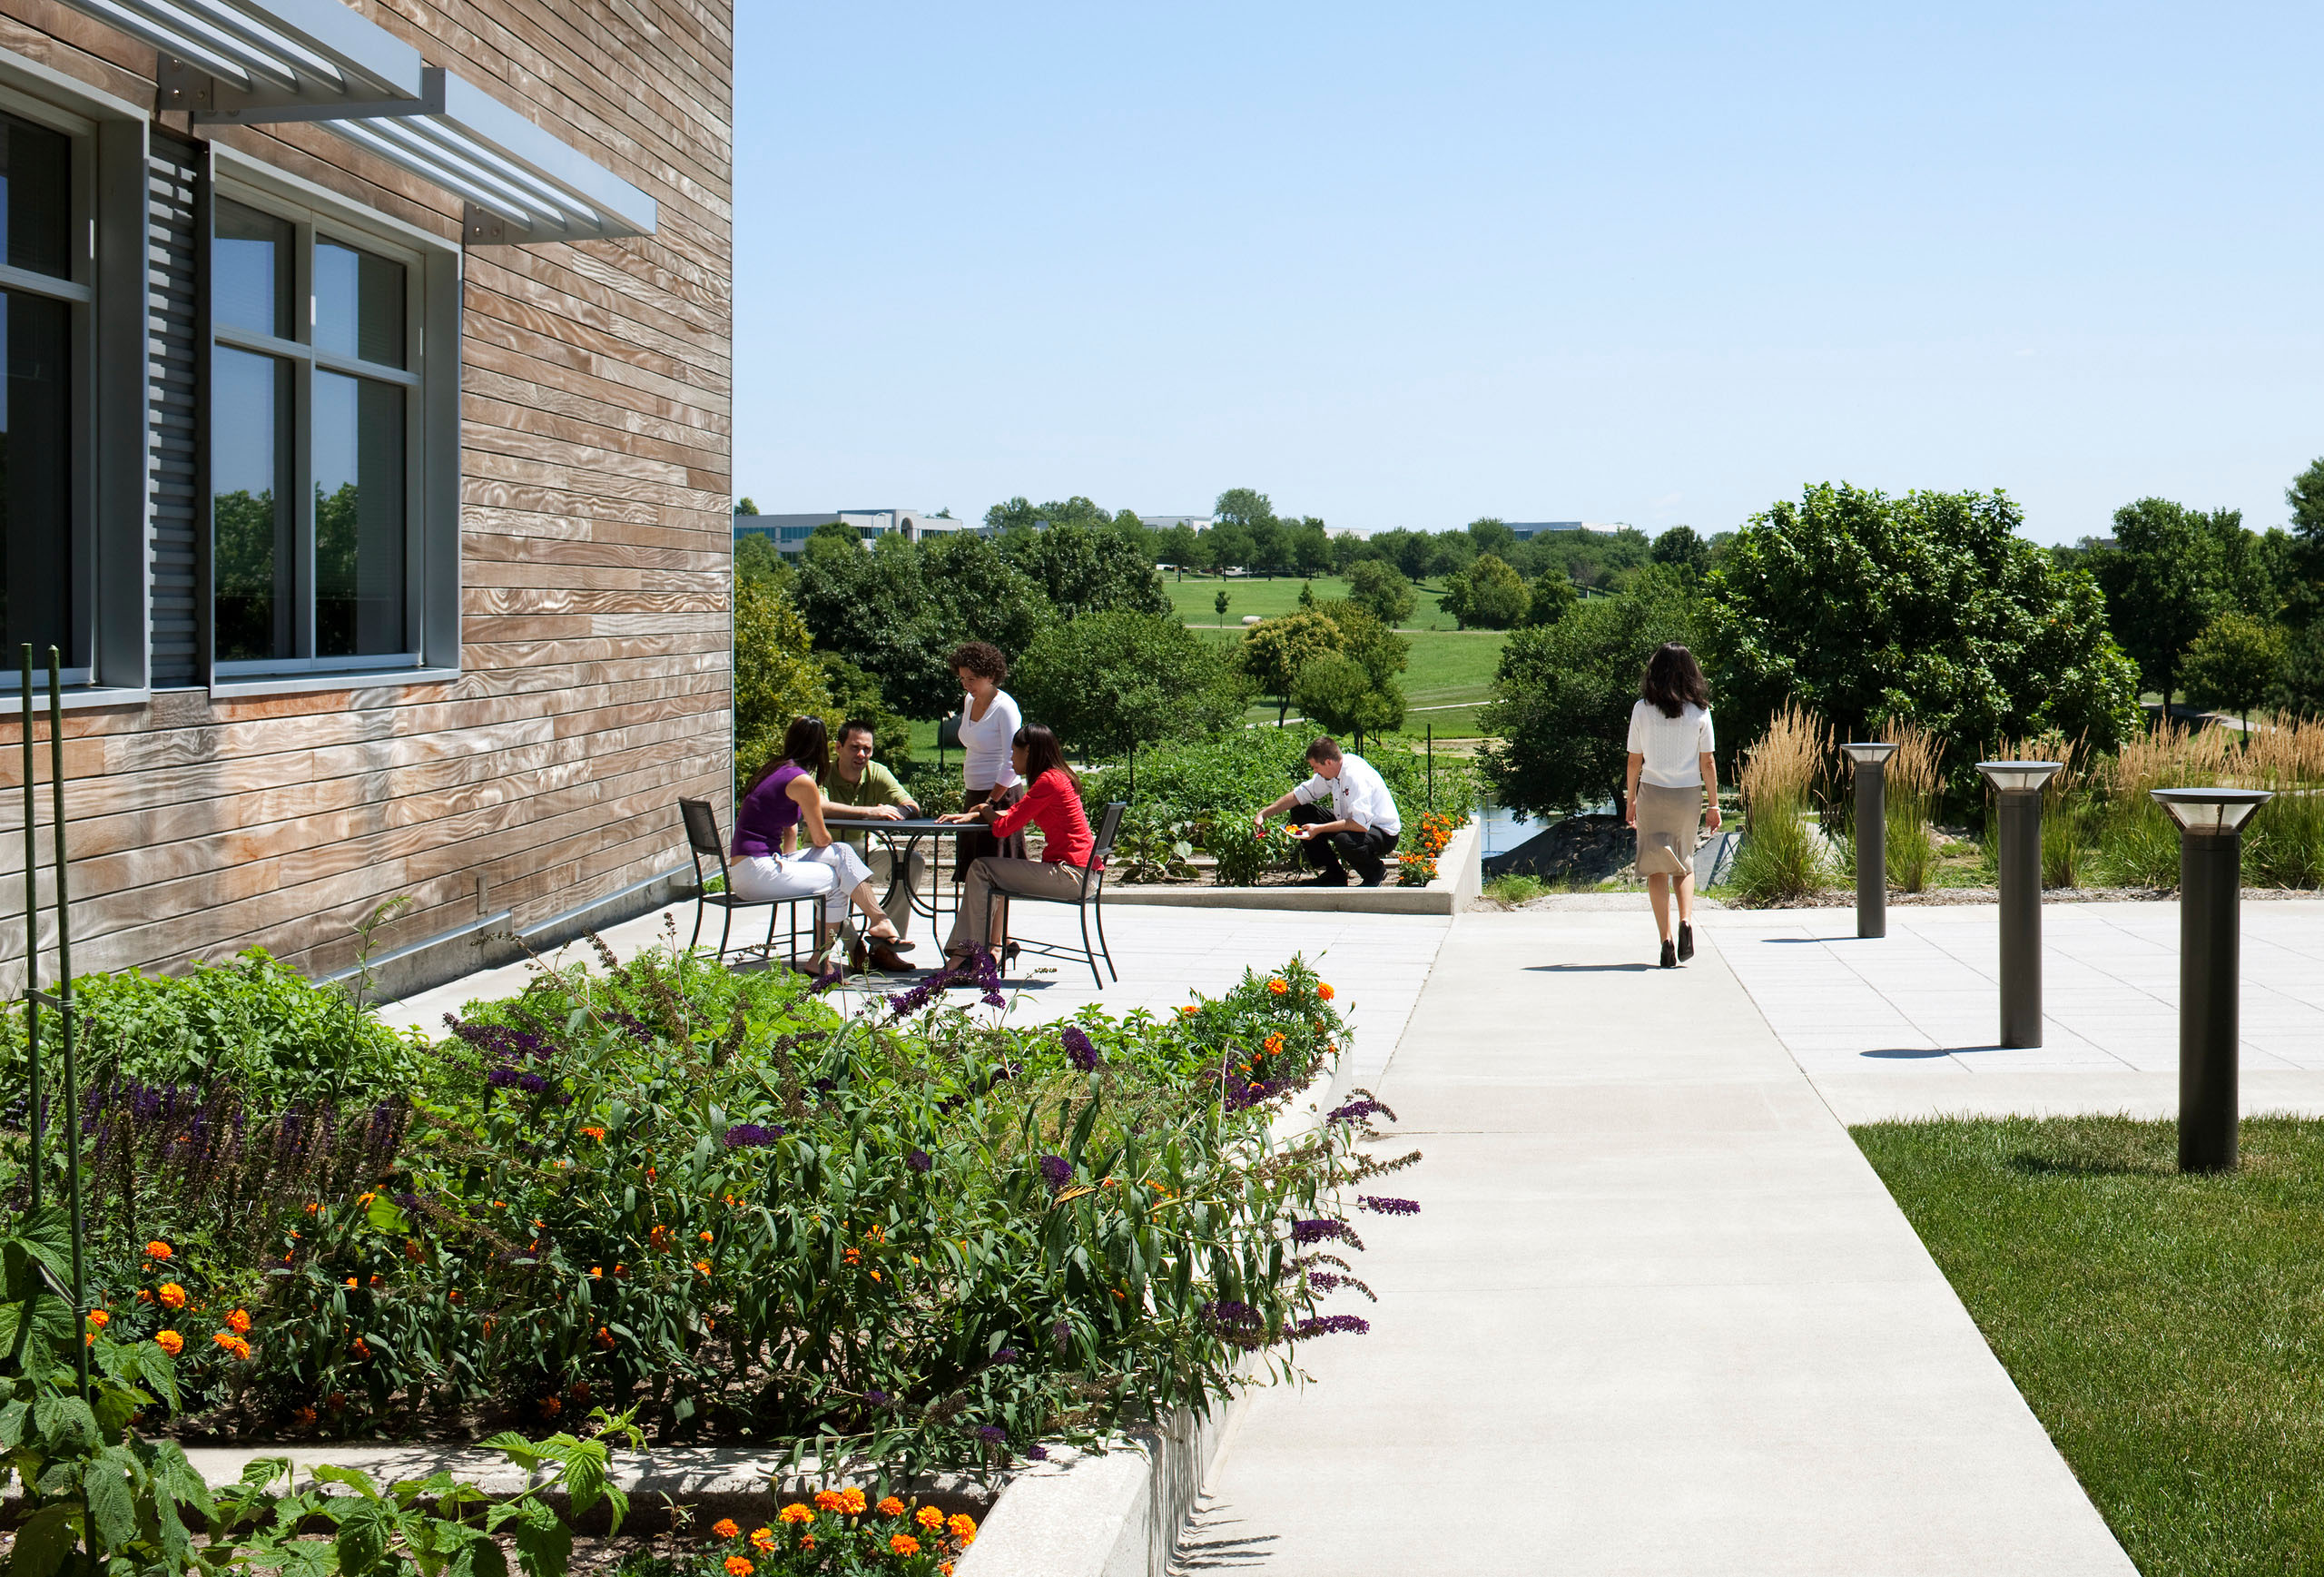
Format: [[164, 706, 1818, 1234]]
[[678, 798, 819, 967], [981, 801, 1127, 990]]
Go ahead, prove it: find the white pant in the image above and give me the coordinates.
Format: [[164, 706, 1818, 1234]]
[[729, 843, 872, 922]]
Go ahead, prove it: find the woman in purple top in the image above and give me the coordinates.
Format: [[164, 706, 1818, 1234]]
[[732, 715, 912, 967]]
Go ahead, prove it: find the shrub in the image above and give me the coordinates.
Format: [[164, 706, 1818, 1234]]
[[1110, 813, 1198, 883], [1208, 820, 1293, 886], [1728, 703, 1832, 905], [1345, 559, 1415, 627], [1482, 873, 1546, 905]]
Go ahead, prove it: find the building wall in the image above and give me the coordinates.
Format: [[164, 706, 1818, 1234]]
[[0, 0, 734, 991]]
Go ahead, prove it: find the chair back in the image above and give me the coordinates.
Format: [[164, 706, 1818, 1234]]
[[1081, 802, 1128, 899], [678, 798, 725, 858]]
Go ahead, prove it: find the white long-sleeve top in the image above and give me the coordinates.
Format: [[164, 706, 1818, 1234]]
[[957, 688, 1022, 791], [1292, 753, 1401, 838], [1627, 699, 1715, 788]]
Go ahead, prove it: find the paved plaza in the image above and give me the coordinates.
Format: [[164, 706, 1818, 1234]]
[[378, 897, 1449, 1083], [1714, 897, 2324, 1123]]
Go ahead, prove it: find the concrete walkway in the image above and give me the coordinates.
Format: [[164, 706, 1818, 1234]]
[[1717, 899, 2324, 1122], [1180, 910, 2134, 1574]]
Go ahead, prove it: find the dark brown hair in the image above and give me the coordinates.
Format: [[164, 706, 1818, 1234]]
[[1013, 724, 1080, 792], [1305, 736, 1343, 765], [950, 641, 1009, 683], [1640, 643, 1709, 719], [745, 715, 831, 794], [838, 718, 878, 746]]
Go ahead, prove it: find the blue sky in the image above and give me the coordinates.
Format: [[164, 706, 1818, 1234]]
[[733, 3, 2324, 546]]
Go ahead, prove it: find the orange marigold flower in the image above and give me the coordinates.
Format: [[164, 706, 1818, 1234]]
[[580, 1127, 606, 1141], [157, 1283, 187, 1310], [723, 1558, 752, 1577], [303, 1202, 320, 1215], [225, 1308, 252, 1335], [448, 1289, 461, 1302], [538, 1396, 562, 1416], [812, 1491, 844, 1513], [350, 1337, 370, 1359], [135, 1289, 153, 1303], [144, 1240, 172, 1260], [876, 1496, 906, 1518], [842, 1247, 862, 1266], [914, 1505, 945, 1531], [212, 1333, 251, 1361], [698, 1231, 714, 1243], [1266, 978, 1288, 994], [590, 1267, 603, 1279], [1263, 1032, 1285, 1056], [405, 1239, 425, 1261], [327, 1392, 348, 1410], [153, 1330, 183, 1356], [593, 1326, 615, 1350], [1178, 1004, 1197, 1017], [292, 1405, 318, 1427], [612, 1264, 628, 1278], [747, 1529, 775, 1553], [889, 1534, 921, 1558], [694, 1260, 712, 1276], [837, 1488, 866, 1515], [86, 1308, 109, 1330], [710, 1520, 740, 1540], [358, 1192, 376, 1207], [776, 1504, 813, 1526], [947, 1513, 977, 1542], [1317, 982, 1334, 1000]]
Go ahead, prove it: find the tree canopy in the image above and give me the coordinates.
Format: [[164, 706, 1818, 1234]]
[[1706, 483, 2140, 757], [1000, 522, 1170, 621], [1239, 610, 1345, 724], [1014, 611, 1250, 759], [1345, 559, 1416, 626], [1439, 554, 1530, 629], [2088, 498, 2269, 703]]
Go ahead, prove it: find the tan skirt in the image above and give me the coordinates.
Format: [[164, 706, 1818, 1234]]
[[1634, 782, 1704, 878]]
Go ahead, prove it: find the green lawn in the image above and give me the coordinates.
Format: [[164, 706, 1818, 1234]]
[[1162, 572, 1464, 632], [1855, 1116, 2324, 1576]]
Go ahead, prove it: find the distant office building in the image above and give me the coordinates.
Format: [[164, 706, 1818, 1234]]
[[737, 509, 975, 557], [1507, 522, 1583, 539], [1139, 515, 1215, 532]]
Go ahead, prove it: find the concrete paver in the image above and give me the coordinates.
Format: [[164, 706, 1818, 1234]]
[[1181, 910, 2134, 1575], [1714, 899, 2324, 1121]]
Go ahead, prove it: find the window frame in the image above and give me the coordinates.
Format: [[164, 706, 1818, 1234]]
[[206, 149, 461, 698]]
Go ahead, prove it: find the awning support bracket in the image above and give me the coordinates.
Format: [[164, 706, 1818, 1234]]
[[158, 54, 446, 125]]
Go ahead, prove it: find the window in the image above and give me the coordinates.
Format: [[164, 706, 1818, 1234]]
[[0, 109, 78, 665], [211, 194, 419, 675]]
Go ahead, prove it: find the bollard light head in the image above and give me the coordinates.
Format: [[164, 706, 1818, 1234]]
[[2150, 787, 2271, 833], [1975, 760, 2064, 793], [1841, 742, 1899, 768]]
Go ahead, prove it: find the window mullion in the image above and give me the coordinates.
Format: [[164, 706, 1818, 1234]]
[[294, 222, 316, 661]]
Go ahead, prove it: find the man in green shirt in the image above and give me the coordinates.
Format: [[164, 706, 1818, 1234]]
[[822, 718, 922, 970]]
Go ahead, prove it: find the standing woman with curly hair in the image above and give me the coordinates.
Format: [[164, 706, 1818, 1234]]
[[948, 641, 1027, 952], [1625, 643, 1723, 968]]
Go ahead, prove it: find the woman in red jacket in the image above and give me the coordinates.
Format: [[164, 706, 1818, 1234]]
[[939, 723, 1095, 966]]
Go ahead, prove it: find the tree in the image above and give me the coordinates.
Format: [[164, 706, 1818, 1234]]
[[1000, 522, 1169, 620], [734, 498, 758, 515], [1293, 652, 1402, 747], [1289, 519, 1334, 576], [1709, 483, 2140, 758], [1519, 569, 1578, 626], [2089, 498, 2257, 704], [1479, 567, 1700, 816], [734, 574, 833, 794], [1650, 526, 1710, 577], [794, 531, 1052, 717], [1297, 580, 1316, 610], [1015, 612, 1251, 758], [1239, 610, 1344, 724], [1466, 517, 1518, 558], [1160, 523, 1205, 577], [1216, 488, 1283, 576], [1214, 588, 1231, 627], [1205, 523, 1256, 572], [1373, 529, 1434, 583], [1346, 559, 1416, 626], [1438, 553, 1530, 629], [734, 531, 785, 587], [2182, 613, 2288, 727]]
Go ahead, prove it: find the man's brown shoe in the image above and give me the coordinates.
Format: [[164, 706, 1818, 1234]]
[[868, 940, 914, 971]]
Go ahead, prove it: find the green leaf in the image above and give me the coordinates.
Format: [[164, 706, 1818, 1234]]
[[311, 1463, 383, 1501], [331, 1498, 396, 1577], [8, 1502, 81, 1577], [475, 1432, 547, 1473], [33, 1395, 97, 1453], [365, 1195, 411, 1236], [497, 1497, 571, 1577], [82, 1447, 139, 1551]]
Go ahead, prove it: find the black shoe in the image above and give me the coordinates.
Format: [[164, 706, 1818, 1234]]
[[1359, 872, 1385, 888], [1678, 922, 1695, 962], [1305, 872, 1351, 887], [1659, 941, 1678, 969]]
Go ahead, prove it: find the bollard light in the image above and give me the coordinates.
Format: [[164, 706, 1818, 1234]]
[[1975, 761, 2063, 1048], [1841, 743, 1899, 940], [2152, 787, 2271, 1172]]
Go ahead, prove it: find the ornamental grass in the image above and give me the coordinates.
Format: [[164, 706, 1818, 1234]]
[[1878, 719, 1944, 893], [0, 938, 1412, 1478], [1728, 702, 1833, 906]]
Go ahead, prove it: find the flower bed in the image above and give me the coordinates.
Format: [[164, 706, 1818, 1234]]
[[1, 945, 1411, 1495]]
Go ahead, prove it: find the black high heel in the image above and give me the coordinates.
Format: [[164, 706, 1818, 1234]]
[[1002, 941, 1020, 968]]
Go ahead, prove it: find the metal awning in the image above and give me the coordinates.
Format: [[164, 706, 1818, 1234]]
[[62, 0, 655, 241]]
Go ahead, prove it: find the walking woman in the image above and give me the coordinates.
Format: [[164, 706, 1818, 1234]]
[[949, 641, 1026, 951], [1624, 643, 1722, 969], [731, 715, 914, 970], [940, 724, 1096, 966]]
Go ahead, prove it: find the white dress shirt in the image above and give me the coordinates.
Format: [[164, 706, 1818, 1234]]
[[1292, 753, 1401, 838]]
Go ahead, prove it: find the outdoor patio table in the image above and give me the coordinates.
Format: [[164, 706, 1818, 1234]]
[[859, 818, 990, 935]]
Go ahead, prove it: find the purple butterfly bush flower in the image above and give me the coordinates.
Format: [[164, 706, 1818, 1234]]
[[994, 1346, 1020, 1365], [723, 1123, 783, 1148], [1326, 1098, 1390, 1128], [1291, 1314, 1370, 1338], [1059, 1025, 1099, 1071], [517, 1072, 548, 1095], [810, 966, 843, 995], [906, 1148, 933, 1173], [1292, 1217, 1362, 1248], [976, 1424, 1008, 1444], [1039, 1154, 1073, 1190], [864, 1388, 892, 1407], [486, 1067, 518, 1089], [1024, 1444, 1050, 1462], [1357, 1196, 1420, 1217]]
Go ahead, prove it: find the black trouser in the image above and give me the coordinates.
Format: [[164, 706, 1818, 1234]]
[[1288, 803, 1397, 884]]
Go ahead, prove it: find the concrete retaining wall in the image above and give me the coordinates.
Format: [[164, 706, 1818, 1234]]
[[1104, 822, 1481, 916]]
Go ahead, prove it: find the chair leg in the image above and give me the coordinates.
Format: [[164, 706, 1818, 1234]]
[[690, 900, 704, 954], [1078, 903, 1103, 991], [1094, 895, 1118, 983], [718, 903, 734, 964]]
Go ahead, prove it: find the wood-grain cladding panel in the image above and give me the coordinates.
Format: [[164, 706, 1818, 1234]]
[[0, 0, 734, 991]]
